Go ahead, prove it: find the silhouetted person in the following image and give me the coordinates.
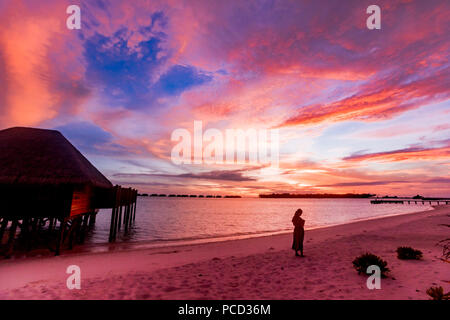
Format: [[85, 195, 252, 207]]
[[292, 208, 305, 257]]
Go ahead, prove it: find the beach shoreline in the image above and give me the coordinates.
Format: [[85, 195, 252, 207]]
[[4, 201, 435, 257], [0, 205, 448, 299]]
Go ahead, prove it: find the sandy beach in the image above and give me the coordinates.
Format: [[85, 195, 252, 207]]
[[0, 206, 448, 300]]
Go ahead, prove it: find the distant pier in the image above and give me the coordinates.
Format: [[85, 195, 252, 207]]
[[371, 198, 450, 205]]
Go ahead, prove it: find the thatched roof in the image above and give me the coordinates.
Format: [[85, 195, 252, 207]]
[[0, 127, 113, 189]]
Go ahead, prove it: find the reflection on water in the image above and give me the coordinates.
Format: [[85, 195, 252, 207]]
[[82, 198, 433, 247]]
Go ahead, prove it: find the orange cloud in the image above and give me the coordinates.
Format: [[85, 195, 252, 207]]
[[280, 69, 450, 128], [343, 145, 450, 163], [0, 1, 87, 127]]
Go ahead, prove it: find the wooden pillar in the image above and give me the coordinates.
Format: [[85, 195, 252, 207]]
[[134, 197, 137, 221], [48, 218, 55, 233], [123, 191, 128, 230], [131, 192, 135, 222], [89, 211, 97, 227], [68, 219, 74, 250], [80, 214, 89, 243], [0, 218, 8, 244], [109, 186, 121, 242], [109, 206, 117, 242], [21, 218, 29, 238], [132, 190, 136, 224], [68, 218, 81, 250], [132, 190, 137, 222], [55, 219, 66, 256], [31, 218, 38, 233], [127, 190, 132, 228], [5, 219, 18, 258], [128, 204, 131, 229], [109, 186, 118, 242], [124, 189, 131, 231], [23, 218, 33, 251], [128, 205, 132, 227], [118, 205, 123, 231], [124, 206, 129, 232], [123, 189, 127, 228]]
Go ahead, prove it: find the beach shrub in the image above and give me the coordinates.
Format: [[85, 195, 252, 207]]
[[426, 286, 450, 300], [396, 246, 423, 260], [352, 253, 389, 278]]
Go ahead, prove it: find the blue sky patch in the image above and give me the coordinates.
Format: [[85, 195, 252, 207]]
[[156, 65, 212, 96]]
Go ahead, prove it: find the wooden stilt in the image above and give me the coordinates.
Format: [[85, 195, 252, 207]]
[[80, 214, 89, 244], [89, 211, 97, 227], [114, 208, 119, 239], [124, 189, 131, 231], [31, 218, 38, 233], [113, 212, 118, 240], [5, 219, 18, 258], [133, 196, 137, 222], [129, 190, 134, 224], [68, 218, 79, 250], [118, 205, 123, 230], [109, 206, 117, 242], [127, 200, 131, 228], [21, 218, 29, 236], [124, 205, 129, 232], [55, 219, 66, 256], [129, 189, 133, 227], [48, 218, 54, 233], [128, 204, 132, 228], [115, 187, 122, 237], [75, 217, 83, 245], [24, 218, 33, 251], [0, 218, 8, 244]]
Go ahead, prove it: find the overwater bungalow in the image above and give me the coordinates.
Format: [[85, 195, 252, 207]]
[[0, 127, 137, 257]]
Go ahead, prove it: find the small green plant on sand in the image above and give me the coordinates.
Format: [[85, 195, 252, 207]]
[[426, 286, 450, 300], [396, 246, 423, 260], [352, 253, 389, 278]]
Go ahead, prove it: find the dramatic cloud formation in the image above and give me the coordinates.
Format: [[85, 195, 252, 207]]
[[0, 0, 449, 196], [343, 139, 450, 162]]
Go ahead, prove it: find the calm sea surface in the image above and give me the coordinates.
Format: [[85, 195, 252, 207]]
[[84, 198, 433, 248]]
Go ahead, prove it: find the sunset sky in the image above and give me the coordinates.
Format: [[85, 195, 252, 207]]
[[0, 0, 449, 196]]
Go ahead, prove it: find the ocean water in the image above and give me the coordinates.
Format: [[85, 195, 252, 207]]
[[84, 197, 433, 248]]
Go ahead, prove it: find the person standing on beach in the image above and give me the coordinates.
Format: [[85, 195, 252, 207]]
[[292, 209, 305, 257]]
